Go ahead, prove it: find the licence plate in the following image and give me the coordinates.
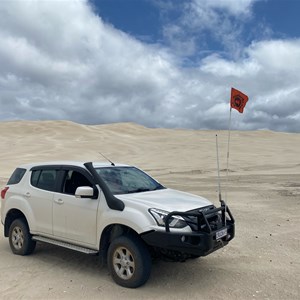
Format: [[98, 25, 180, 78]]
[[216, 228, 227, 240]]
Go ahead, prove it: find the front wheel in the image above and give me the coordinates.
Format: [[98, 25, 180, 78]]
[[107, 234, 151, 288], [8, 219, 36, 255]]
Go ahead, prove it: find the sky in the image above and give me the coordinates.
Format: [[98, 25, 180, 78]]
[[0, 0, 300, 132]]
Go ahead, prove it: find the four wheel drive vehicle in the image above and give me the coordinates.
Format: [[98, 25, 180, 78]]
[[1, 161, 235, 288]]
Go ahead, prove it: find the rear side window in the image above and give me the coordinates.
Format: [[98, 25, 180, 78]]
[[7, 168, 26, 185], [31, 169, 57, 192]]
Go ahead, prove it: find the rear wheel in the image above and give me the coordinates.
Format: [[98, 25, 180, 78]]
[[9, 219, 36, 255], [107, 234, 151, 288]]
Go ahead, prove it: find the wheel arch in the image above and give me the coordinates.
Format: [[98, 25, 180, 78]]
[[99, 224, 141, 264], [4, 209, 29, 237]]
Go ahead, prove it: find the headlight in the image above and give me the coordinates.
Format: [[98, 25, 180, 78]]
[[149, 208, 187, 229]]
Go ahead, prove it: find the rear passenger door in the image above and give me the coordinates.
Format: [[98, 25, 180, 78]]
[[52, 168, 99, 246], [29, 168, 58, 235]]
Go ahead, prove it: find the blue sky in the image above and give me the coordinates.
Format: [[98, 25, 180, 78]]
[[93, 0, 300, 64], [94, 0, 300, 59], [0, 0, 300, 132]]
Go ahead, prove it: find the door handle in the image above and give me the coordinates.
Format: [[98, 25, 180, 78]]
[[24, 192, 31, 197], [55, 198, 64, 205]]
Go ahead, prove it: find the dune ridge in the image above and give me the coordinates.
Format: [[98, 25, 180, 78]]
[[1, 120, 299, 177]]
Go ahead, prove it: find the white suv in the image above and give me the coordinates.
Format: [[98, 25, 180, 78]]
[[1, 161, 235, 288]]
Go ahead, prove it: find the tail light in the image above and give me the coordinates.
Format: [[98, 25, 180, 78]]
[[1, 187, 9, 199]]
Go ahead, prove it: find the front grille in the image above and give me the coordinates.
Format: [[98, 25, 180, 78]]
[[184, 205, 223, 232]]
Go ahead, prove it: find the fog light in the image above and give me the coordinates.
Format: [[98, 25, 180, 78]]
[[181, 236, 186, 242]]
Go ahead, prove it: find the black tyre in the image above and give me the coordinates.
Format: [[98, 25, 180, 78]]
[[107, 234, 151, 288], [9, 219, 36, 255]]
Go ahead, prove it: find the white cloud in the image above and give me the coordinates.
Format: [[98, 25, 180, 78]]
[[200, 0, 256, 16], [159, 0, 261, 60], [247, 39, 300, 72], [0, 0, 299, 132], [198, 38, 300, 131], [200, 54, 261, 77]]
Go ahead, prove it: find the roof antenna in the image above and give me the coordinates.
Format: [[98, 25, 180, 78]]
[[99, 152, 115, 166]]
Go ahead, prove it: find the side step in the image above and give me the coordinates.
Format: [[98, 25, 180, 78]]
[[32, 236, 98, 254]]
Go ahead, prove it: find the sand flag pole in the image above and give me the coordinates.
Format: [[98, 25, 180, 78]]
[[216, 134, 222, 203], [225, 107, 232, 202], [225, 88, 249, 201]]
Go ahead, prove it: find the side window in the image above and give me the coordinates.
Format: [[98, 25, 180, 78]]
[[31, 170, 41, 187], [62, 170, 93, 195], [7, 168, 26, 185], [31, 169, 57, 192]]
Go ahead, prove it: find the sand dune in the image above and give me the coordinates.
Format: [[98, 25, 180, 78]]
[[0, 121, 299, 299]]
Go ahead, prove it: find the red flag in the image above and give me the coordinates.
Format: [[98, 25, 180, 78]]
[[230, 88, 248, 113]]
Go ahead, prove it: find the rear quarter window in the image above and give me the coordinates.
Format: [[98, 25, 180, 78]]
[[7, 168, 26, 185]]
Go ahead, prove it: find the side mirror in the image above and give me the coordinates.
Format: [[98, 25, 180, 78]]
[[75, 186, 94, 198]]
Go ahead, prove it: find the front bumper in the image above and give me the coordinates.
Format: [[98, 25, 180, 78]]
[[141, 201, 235, 256]]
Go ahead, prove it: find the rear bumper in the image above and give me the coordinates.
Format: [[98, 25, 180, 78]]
[[141, 221, 234, 256]]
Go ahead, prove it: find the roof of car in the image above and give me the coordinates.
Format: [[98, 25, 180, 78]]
[[18, 161, 130, 169]]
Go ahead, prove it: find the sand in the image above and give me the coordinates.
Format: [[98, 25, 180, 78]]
[[0, 120, 299, 299]]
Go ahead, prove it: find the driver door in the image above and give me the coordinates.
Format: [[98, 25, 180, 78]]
[[52, 168, 98, 246]]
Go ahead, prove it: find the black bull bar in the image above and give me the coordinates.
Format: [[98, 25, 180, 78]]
[[164, 200, 235, 233]]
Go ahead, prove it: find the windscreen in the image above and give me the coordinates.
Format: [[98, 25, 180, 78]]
[[95, 166, 165, 195]]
